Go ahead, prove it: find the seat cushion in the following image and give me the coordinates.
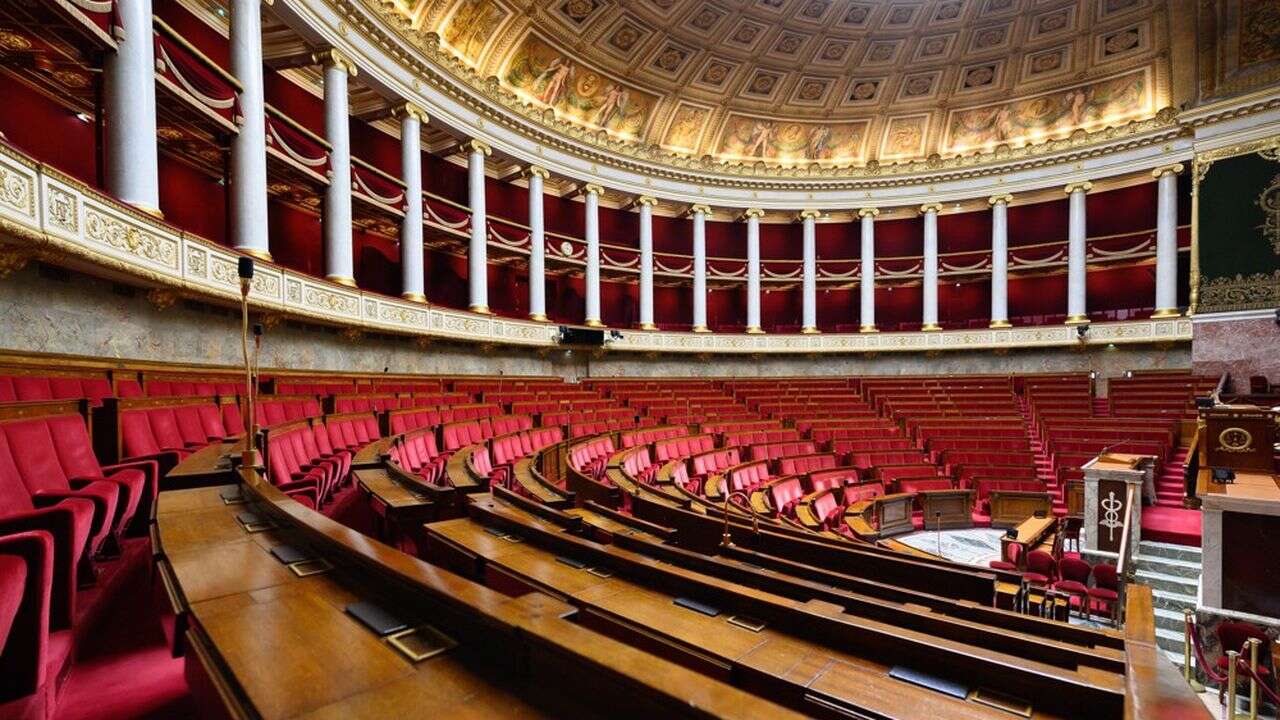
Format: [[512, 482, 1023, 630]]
[[1087, 587, 1119, 601], [1022, 572, 1050, 585], [1052, 580, 1088, 594]]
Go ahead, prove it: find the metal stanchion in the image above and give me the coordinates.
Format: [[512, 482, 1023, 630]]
[[1226, 649, 1239, 720], [1184, 609, 1205, 692], [1247, 638, 1260, 720]]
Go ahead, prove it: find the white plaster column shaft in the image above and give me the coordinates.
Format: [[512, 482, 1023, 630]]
[[104, 0, 160, 215], [858, 208, 879, 332], [799, 209, 821, 333], [397, 104, 426, 302], [1152, 164, 1184, 317], [466, 140, 491, 313], [637, 196, 657, 329], [229, 0, 271, 260], [690, 205, 711, 332], [583, 184, 604, 327], [920, 203, 942, 331], [319, 52, 356, 286], [526, 166, 549, 321], [989, 194, 1013, 328], [1065, 182, 1092, 324], [744, 208, 764, 334]]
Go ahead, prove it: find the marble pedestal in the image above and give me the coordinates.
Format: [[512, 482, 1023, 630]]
[[1082, 454, 1154, 555]]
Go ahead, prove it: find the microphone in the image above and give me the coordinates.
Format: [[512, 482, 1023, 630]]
[[1097, 440, 1129, 457], [238, 256, 255, 296]]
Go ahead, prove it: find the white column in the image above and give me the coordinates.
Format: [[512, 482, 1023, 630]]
[[229, 0, 270, 260], [583, 184, 604, 327], [799, 209, 821, 333], [637, 196, 657, 329], [744, 208, 764, 334], [318, 51, 356, 286], [690, 204, 711, 332], [526, 166, 549, 321], [1065, 182, 1092, 324], [920, 203, 942, 331], [1152, 164, 1184, 317], [104, 0, 160, 215], [396, 104, 426, 302], [466, 140, 491, 314], [858, 208, 879, 332], [989, 194, 1012, 328]]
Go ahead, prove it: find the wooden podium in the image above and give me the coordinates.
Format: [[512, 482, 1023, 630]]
[[1202, 406, 1277, 472], [989, 491, 1053, 528], [1082, 453, 1155, 554], [919, 489, 975, 530]]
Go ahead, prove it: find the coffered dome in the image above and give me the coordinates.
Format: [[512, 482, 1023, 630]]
[[403, 0, 1172, 168]]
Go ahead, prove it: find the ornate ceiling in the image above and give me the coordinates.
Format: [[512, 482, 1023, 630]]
[[402, 0, 1173, 167]]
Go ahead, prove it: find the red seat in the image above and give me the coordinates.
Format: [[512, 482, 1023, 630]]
[[1214, 622, 1272, 683], [0, 530, 53, 706], [1087, 563, 1120, 623], [2, 420, 121, 558], [0, 431, 90, 629], [43, 414, 156, 536]]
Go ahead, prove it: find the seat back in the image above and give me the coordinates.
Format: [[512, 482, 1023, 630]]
[[1, 420, 69, 495]]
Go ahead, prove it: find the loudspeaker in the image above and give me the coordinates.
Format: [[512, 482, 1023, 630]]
[[558, 326, 605, 346]]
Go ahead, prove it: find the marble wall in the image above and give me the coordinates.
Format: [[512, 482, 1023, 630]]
[[0, 265, 1192, 390], [1192, 314, 1280, 392]]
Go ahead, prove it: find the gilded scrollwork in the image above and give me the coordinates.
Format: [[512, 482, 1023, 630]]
[[45, 186, 78, 233], [0, 166, 34, 218], [1198, 271, 1280, 313], [84, 209, 179, 269]]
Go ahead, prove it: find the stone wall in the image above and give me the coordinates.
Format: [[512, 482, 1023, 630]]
[[1191, 313, 1280, 392], [0, 264, 1192, 391]]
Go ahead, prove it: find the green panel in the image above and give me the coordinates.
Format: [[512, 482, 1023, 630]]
[[1196, 150, 1280, 312]]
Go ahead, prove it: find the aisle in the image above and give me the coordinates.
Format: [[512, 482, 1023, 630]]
[[53, 569, 194, 720]]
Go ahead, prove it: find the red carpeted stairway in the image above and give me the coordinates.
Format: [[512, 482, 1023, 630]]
[[1019, 396, 1067, 515], [1140, 446, 1202, 546]]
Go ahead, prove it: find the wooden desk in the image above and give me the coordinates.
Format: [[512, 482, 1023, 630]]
[[355, 469, 435, 551], [165, 439, 244, 488], [989, 491, 1053, 528], [920, 489, 976, 530], [351, 437, 391, 469], [1000, 515, 1057, 570]]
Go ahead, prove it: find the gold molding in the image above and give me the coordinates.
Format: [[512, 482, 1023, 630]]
[[1151, 163, 1184, 178], [800, 326, 820, 334], [858, 208, 880, 218], [1197, 271, 1280, 313], [921, 323, 942, 332], [311, 48, 359, 77], [797, 209, 822, 221], [688, 204, 712, 218], [237, 247, 274, 263], [391, 102, 429, 124], [584, 318, 605, 328], [638, 322, 658, 330], [1064, 182, 1094, 194], [691, 325, 711, 333], [582, 183, 604, 197], [859, 325, 879, 333], [989, 319, 1012, 328], [524, 165, 550, 181], [528, 312, 548, 321], [401, 291, 427, 303], [742, 208, 765, 220], [1064, 315, 1090, 324], [988, 194, 1013, 206], [464, 139, 492, 157], [1150, 308, 1181, 318], [745, 326, 764, 334], [634, 195, 657, 207], [326, 275, 358, 288]]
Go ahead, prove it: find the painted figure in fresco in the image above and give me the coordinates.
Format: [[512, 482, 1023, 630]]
[[993, 105, 1013, 141], [594, 84, 629, 128], [744, 121, 775, 158], [536, 58, 573, 106], [806, 125, 832, 160], [1067, 86, 1089, 125]]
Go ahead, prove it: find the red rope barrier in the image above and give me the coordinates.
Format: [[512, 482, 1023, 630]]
[[1187, 615, 1229, 684], [1234, 658, 1280, 706]]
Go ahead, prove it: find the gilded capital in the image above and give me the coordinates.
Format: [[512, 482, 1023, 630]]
[[688, 204, 712, 218], [988, 193, 1013, 206], [1152, 163, 1185, 178], [1063, 181, 1093, 194], [797, 209, 822, 221], [524, 164, 550, 180], [742, 207, 765, 220], [919, 203, 944, 215], [312, 48, 358, 77], [857, 207, 880, 218], [464, 139, 491, 157], [583, 183, 604, 196], [392, 102, 428, 124], [635, 195, 658, 207]]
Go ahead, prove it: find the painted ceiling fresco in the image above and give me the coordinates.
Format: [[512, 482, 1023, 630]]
[[397, 0, 1171, 167]]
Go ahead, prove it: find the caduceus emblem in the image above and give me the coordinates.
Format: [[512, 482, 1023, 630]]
[[1100, 490, 1123, 543]]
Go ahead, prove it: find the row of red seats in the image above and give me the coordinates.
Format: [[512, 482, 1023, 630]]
[[385, 403, 503, 435], [568, 436, 615, 479], [120, 401, 238, 472], [388, 430, 446, 484], [619, 425, 686, 449], [0, 375, 114, 406], [441, 415, 533, 452]]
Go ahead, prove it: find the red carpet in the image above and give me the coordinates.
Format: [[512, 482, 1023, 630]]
[[1140, 506, 1202, 547], [53, 570, 195, 720]]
